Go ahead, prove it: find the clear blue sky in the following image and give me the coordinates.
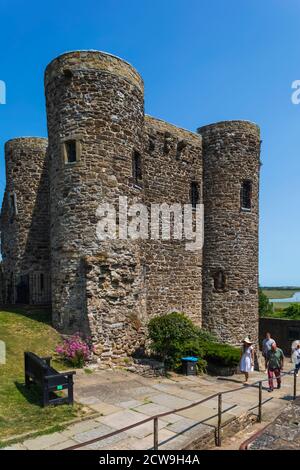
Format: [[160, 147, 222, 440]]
[[0, 0, 299, 286]]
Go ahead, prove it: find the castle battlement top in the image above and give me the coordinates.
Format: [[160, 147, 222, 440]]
[[198, 119, 260, 134], [4, 138, 48, 160], [44, 50, 144, 92]]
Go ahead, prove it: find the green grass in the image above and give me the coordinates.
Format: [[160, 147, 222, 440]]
[[0, 306, 86, 444], [262, 288, 300, 300], [272, 302, 294, 311], [262, 288, 300, 315]]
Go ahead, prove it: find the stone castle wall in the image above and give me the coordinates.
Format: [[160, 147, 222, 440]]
[[143, 116, 203, 325], [199, 121, 260, 344], [0, 50, 261, 358], [45, 51, 147, 360]]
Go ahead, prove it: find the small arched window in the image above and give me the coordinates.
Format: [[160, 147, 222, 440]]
[[240, 180, 252, 210], [132, 150, 142, 186], [213, 269, 226, 291]]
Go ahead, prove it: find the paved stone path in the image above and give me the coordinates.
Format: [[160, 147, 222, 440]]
[[4, 365, 298, 450]]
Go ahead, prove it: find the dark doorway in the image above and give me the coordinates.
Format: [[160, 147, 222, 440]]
[[16, 275, 30, 304]]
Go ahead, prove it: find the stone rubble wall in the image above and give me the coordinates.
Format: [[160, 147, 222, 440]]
[[0, 138, 50, 304], [199, 121, 260, 345], [143, 116, 203, 325], [45, 51, 146, 356], [0, 50, 260, 361]]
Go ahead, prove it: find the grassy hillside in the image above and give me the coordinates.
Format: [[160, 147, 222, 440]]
[[0, 307, 86, 444], [262, 288, 300, 299], [262, 288, 300, 312]]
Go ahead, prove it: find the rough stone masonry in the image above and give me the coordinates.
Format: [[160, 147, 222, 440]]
[[0, 50, 260, 363]]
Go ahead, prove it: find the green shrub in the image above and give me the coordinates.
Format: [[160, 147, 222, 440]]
[[148, 312, 239, 372], [148, 312, 208, 371], [203, 342, 240, 367]]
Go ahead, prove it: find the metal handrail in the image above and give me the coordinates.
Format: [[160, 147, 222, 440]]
[[64, 368, 297, 450]]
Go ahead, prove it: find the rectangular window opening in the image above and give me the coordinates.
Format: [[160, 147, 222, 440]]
[[241, 180, 252, 210], [9, 192, 17, 216], [64, 140, 77, 164], [133, 151, 142, 186], [191, 182, 200, 209]]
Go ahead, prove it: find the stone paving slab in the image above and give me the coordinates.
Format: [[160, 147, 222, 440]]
[[124, 419, 166, 439], [73, 423, 115, 443], [88, 402, 123, 415], [98, 409, 151, 429], [22, 432, 71, 450], [118, 399, 144, 409], [159, 413, 185, 424], [151, 383, 205, 401], [62, 419, 100, 437], [46, 439, 79, 450], [176, 403, 235, 422], [166, 417, 199, 434], [132, 402, 173, 416], [150, 393, 192, 409]]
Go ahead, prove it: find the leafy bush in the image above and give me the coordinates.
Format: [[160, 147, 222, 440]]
[[148, 312, 208, 371], [281, 304, 300, 320], [148, 312, 239, 372], [203, 342, 240, 367], [259, 288, 273, 317], [56, 334, 93, 368]]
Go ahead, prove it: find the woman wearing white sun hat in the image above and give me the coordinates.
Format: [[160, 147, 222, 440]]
[[240, 337, 255, 384]]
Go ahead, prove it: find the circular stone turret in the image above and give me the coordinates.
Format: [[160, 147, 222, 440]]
[[198, 120, 260, 345], [45, 50, 145, 349], [1, 137, 50, 304]]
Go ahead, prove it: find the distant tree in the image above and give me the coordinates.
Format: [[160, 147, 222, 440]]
[[282, 304, 300, 320], [259, 287, 273, 317]]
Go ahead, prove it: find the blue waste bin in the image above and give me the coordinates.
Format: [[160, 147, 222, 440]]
[[181, 356, 198, 376]]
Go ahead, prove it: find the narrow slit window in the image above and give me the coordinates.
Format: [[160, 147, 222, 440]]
[[176, 140, 187, 159], [132, 151, 142, 185], [9, 192, 17, 216], [191, 182, 200, 209], [64, 140, 77, 163], [241, 180, 252, 210], [213, 270, 226, 291]]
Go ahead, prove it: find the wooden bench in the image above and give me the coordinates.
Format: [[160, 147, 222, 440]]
[[24, 351, 75, 407]]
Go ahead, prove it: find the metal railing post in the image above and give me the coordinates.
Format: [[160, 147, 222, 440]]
[[294, 370, 297, 400], [216, 393, 222, 447], [153, 417, 158, 450], [258, 381, 262, 423]]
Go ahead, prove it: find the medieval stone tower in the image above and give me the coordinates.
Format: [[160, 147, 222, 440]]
[[1, 138, 50, 305], [0, 50, 260, 362]]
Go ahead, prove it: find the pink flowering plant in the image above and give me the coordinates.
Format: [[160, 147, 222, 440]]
[[56, 334, 93, 368]]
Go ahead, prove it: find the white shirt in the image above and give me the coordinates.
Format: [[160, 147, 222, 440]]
[[262, 338, 275, 355]]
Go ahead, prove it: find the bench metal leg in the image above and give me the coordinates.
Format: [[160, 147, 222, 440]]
[[43, 387, 50, 407], [68, 379, 74, 405]]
